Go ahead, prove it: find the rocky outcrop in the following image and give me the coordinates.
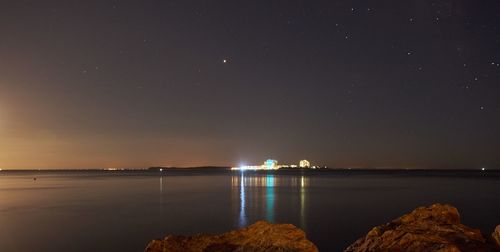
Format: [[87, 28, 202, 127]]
[[493, 225, 500, 248], [145, 220, 318, 252], [345, 204, 500, 252]]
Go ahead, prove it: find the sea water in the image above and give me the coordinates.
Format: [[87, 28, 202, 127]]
[[0, 170, 499, 251]]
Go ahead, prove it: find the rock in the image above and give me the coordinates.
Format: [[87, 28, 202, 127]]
[[493, 225, 500, 248], [344, 203, 500, 252], [145, 220, 318, 252]]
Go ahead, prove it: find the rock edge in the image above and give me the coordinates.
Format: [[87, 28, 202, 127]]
[[344, 203, 500, 252], [145, 220, 318, 252]]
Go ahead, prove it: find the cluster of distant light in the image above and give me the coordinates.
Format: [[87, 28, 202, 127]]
[[105, 168, 126, 171], [231, 159, 318, 171]]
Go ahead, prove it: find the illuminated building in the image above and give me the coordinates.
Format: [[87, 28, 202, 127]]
[[265, 159, 278, 169], [299, 160, 310, 168], [231, 159, 315, 170], [231, 159, 279, 170]]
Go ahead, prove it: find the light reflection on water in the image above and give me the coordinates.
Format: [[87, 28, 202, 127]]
[[300, 176, 306, 229], [1, 170, 498, 252], [159, 176, 163, 213], [240, 172, 246, 226], [266, 174, 275, 222], [231, 172, 309, 228]]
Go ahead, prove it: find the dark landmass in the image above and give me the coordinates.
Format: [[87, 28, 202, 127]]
[[147, 166, 230, 171], [1, 167, 498, 171]]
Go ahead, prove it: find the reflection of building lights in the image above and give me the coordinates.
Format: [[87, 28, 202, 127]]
[[239, 173, 246, 226], [266, 174, 275, 222], [300, 175, 306, 229], [231, 174, 310, 228], [160, 176, 163, 193]]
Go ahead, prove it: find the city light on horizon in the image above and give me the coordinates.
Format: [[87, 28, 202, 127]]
[[231, 159, 314, 171]]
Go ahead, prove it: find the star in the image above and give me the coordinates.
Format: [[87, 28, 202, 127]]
[[222, 59, 228, 63]]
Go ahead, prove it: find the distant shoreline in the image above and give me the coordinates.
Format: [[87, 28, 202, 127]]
[[1, 167, 498, 172]]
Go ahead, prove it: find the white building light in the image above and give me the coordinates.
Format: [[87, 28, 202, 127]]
[[299, 160, 310, 168]]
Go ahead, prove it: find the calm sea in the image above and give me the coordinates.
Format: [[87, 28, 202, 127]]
[[0, 169, 499, 252]]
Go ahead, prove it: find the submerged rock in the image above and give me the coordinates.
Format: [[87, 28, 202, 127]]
[[145, 220, 318, 252], [344, 203, 500, 252]]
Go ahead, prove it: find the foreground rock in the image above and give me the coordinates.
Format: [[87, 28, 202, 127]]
[[493, 225, 500, 248], [145, 220, 318, 252], [345, 203, 500, 252]]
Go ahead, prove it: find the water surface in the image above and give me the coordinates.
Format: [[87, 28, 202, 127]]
[[0, 170, 499, 251]]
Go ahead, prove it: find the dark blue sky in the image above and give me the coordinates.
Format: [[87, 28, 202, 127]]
[[1, 0, 499, 169]]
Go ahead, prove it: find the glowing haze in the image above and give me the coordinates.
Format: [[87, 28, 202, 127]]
[[1, 1, 499, 169]]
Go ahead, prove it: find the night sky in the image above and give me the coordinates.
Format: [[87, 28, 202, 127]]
[[1, 0, 499, 169]]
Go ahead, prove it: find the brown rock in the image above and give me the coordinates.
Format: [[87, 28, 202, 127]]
[[493, 225, 500, 248], [344, 204, 500, 252], [145, 220, 318, 252]]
